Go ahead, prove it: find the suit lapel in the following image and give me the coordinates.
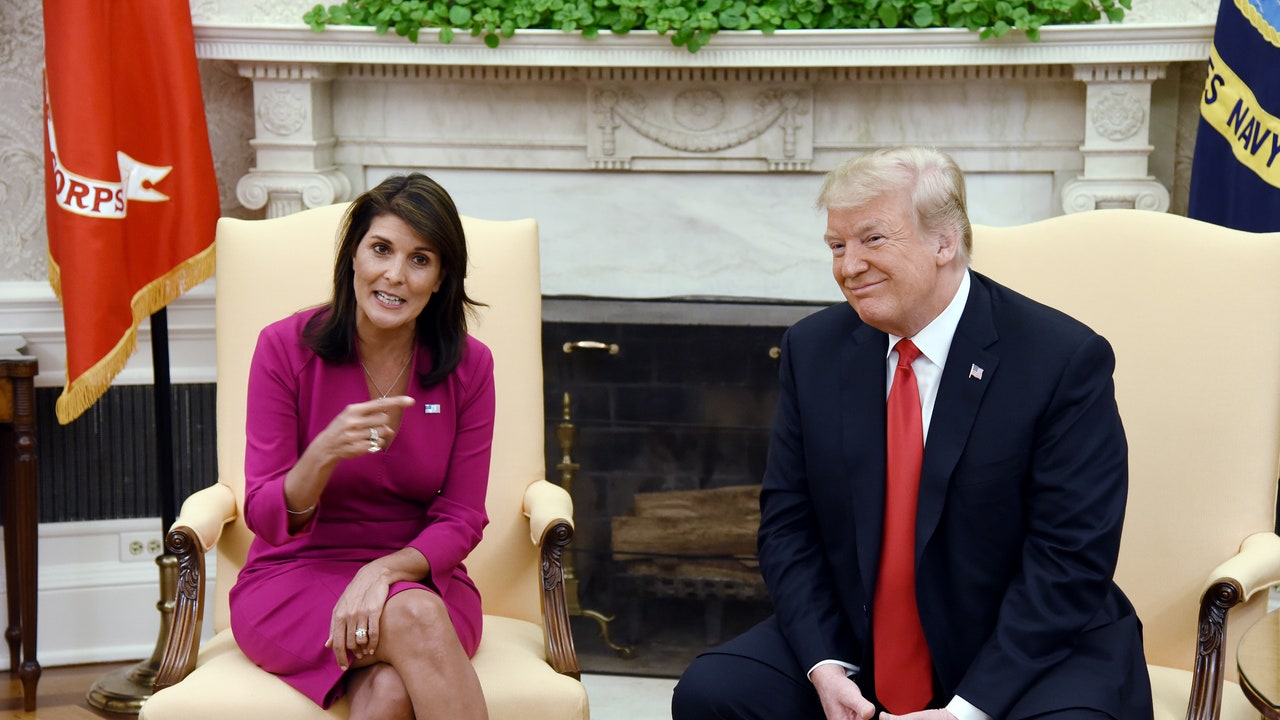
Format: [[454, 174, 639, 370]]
[[916, 275, 999, 556], [842, 322, 890, 595]]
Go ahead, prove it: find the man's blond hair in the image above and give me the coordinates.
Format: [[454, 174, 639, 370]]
[[817, 146, 972, 261]]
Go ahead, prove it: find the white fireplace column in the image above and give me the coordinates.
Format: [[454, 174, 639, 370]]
[[1062, 63, 1171, 213], [235, 62, 352, 218]]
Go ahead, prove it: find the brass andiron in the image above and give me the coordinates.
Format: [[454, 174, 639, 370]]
[[557, 392, 633, 658], [87, 552, 178, 713]]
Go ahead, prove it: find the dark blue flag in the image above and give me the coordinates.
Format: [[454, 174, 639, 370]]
[[1187, 0, 1280, 232]]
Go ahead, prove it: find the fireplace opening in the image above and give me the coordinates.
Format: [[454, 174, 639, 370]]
[[541, 296, 826, 677]]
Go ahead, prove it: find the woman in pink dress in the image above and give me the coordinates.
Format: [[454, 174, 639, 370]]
[[229, 174, 494, 720]]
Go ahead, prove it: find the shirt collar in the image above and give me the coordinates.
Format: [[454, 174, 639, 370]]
[[887, 269, 971, 369]]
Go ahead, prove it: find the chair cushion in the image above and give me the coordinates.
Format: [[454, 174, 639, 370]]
[[1148, 664, 1257, 720], [141, 616, 588, 720]]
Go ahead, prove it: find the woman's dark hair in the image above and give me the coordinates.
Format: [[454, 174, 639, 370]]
[[303, 173, 482, 387]]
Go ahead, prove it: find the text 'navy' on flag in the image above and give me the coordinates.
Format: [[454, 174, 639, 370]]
[[1187, 0, 1280, 232]]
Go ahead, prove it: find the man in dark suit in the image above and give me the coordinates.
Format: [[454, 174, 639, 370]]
[[671, 146, 1152, 720]]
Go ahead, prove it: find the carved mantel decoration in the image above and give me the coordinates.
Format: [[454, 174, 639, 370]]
[[194, 23, 1213, 219], [586, 72, 814, 171]]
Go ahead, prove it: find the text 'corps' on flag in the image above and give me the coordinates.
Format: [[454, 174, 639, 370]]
[[43, 0, 219, 424], [1187, 0, 1280, 232]]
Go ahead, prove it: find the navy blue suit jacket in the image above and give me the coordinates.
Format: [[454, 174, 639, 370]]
[[757, 271, 1152, 718]]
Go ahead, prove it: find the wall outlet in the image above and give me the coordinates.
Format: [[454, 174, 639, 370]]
[[118, 531, 164, 562]]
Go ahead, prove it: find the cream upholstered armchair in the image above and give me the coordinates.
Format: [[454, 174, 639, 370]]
[[139, 203, 588, 720], [971, 209, 1280, 720]]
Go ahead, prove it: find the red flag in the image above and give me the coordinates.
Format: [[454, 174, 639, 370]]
[[43, 0, 219, 424]]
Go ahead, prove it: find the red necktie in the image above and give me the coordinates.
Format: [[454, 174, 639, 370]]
[[873, 338, 932, 713]]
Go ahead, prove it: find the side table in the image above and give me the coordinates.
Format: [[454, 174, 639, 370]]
[[1238, 608, 1280, 719], [0, 357, 40, 712]]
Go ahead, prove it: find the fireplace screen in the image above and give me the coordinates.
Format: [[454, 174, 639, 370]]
[[541, 298, 823, 677]]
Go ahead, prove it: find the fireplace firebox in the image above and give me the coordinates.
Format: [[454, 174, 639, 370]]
[[541, 296, 824, 676]]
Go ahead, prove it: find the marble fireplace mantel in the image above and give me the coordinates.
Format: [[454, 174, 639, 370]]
[[192, 21, 1213, 301], [194, 22, 1212, 67], [2, 17, 1220, 389]]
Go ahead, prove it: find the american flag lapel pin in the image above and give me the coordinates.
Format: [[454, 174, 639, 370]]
[[969, 364, 984, 380], [424, 403, 441, 414]]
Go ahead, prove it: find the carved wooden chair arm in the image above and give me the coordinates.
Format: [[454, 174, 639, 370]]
[[1186, 532, 1280, 720], [152, 484, 239, 692], [525, 480, 580, 678], [154, 525, 207, 692], [539, 520, 580, 678]]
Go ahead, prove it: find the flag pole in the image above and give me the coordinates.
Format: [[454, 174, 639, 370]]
[[152, 308, 178, 535], [86, 309, 180, 713]]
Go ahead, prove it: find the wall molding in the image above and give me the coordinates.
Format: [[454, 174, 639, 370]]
[[0, 518, 216, 669], [0, 281, 216, 388]]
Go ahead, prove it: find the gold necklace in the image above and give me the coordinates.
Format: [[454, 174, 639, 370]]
[[361, 354, 412, 399]]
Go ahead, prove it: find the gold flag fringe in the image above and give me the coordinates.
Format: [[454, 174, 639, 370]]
[[46, 251, 63, 303], [47, 242, 216, 425]]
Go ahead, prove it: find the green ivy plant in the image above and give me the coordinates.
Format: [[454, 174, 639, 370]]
[[304, 0, 1132, 53]]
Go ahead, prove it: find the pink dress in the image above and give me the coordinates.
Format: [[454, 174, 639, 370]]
[[229, 309, 495, 707]]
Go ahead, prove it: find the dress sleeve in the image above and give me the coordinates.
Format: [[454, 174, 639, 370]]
[[407, 340, 496, 593], [241, 321, 316, 546]]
